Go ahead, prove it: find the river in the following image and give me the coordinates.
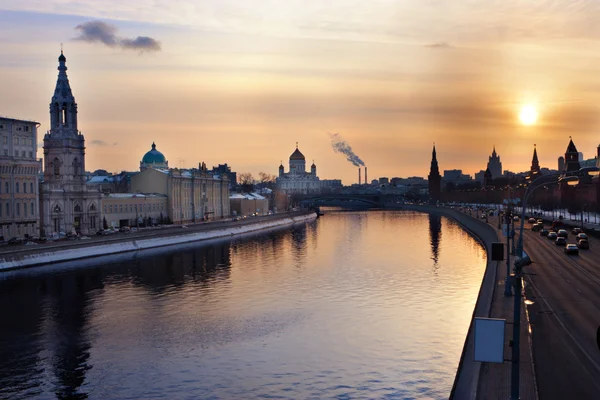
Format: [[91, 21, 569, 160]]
[[0, 210, 486, 399]]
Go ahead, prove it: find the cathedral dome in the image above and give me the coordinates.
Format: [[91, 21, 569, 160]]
[[290, 147, 305, 161], [142, 142, 166, 164]]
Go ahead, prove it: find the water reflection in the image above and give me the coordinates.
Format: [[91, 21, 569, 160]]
[[429, 213, 442, 265], [0, 212, 486, 400]]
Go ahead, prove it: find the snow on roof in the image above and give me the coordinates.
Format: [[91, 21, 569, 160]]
[[88, 176, 114, 183], [229, 192, 265, 200], [107, 193, 167, 199]]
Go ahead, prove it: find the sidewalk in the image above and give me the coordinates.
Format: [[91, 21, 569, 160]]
[[476, 213, 538, 399]]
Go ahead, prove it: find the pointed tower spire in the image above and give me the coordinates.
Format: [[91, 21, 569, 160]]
[[50, 49, 77, 135], [428, 143, 441, 204], [530, 144, 540, 174]]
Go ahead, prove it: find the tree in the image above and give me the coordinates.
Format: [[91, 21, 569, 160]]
[[239, 172, 255, 193], [258, 172, 277, 184]]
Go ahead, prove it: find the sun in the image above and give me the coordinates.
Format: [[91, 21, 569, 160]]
[[519, 104, 538, 125]]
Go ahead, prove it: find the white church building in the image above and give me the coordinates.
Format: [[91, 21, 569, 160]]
[[276, 144, 321, 194], [39, 51, 102, 236]]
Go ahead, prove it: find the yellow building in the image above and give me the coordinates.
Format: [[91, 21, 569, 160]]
[[102, 193, 168, 228], [131, 166, 229, 224]]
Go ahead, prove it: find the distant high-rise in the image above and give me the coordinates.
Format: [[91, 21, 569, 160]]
[[487, 146, 502, 178], [558, 156, 565, 172], [428, 144, 441, 204], [530, 144, 540, 175]]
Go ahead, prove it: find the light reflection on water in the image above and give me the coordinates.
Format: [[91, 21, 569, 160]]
[[0, 211, 486, 399]]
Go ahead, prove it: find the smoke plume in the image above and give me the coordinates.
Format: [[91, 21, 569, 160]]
[[329, 133, 365, 167]]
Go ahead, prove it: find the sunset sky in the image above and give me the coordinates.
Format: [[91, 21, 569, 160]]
[[1, 1, 600, 184]]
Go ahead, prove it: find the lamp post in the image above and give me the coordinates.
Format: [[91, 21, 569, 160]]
[[510, 166, 599, 400]]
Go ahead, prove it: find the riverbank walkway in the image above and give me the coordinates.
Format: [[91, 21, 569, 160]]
[[0, 211, 313, 267]]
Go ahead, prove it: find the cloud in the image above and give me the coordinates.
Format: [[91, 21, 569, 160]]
[[73, 21, 161, 52], [424, 42, 451, 48], [89, 139, 108, 146]]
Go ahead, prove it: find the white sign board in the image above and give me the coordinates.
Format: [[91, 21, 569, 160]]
[[474, 317, 505, 363]]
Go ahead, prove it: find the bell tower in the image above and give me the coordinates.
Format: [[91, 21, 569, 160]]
[[40, 50, 101, 236], [43, 50, 86, 185]]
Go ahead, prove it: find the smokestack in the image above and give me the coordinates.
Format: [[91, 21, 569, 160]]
[[365, 166, 368, 185], [358, 167, 361, 185]]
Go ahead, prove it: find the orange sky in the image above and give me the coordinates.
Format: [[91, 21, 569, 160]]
[[1, 1, 600, 184]]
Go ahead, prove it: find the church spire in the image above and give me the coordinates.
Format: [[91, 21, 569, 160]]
[[50, 49, 78, 134]]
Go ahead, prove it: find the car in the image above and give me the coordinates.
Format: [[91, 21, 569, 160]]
[[119, 226, 131, 232], [528, 217, 536, 224], [539, 229, 549, 236], [555, 237, 567, 246], [537, 219, 543, 224], [532, 223, 542, 232], [7, 237, 24, 245], [557, 229, 568, 238], [577, 239, 589, 249], [513, 216, 520, 221], [547, 232, 558, 240], [564, 244, 579, 255], [576, 233, 588, 241], [571, 227, 583, 235]]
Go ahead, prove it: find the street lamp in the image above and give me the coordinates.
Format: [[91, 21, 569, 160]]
[[510, 166, 599, 400]]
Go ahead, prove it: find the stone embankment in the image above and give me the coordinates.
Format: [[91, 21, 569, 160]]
[[0, 211, 317, 271], [388, 204, 536, 399]]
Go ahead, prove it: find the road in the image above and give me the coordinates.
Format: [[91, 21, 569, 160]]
[[506, 216, 600, 399]]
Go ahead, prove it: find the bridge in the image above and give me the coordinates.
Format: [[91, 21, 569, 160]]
[[296, 193, 396, 209]]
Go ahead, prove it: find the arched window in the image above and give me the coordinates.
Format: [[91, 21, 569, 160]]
[[73, 158, 79, 176], [30, 183, 33, 193], [62, 103, 67, 126], [53, 158, 60, 176], [90, 203, 96, 211], [23, 183, 26, 193], [53, 204, 61, 213], [15, 182, 19, 193], [31, 202, 34, 215], [74, 204, 82, 213]]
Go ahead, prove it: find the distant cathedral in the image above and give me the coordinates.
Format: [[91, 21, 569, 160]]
[[39, 51, 102, 236], [276, 144, 321, 194], [487, 146, 502, 179]]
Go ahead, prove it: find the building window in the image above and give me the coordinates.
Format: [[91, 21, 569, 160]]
[[16, 203, 20, 216], [74, 204, 82, 213], [23, 183, 26, 193], [25, 126, 29, 132], [30, 183, 33, 193], [2, 136, 6, 144], [24, 203, 27, 217], [104, 205, 107, 214], [15, 182, 19, 193], [21, 151, 25, 157], [53, 157, 60, 176], [29, 151, 32, 158], [109, 205, 113, 213], [4, 182, 8, 193], [15, 150, 18, 157], [31, 202, 34, 215], [5, 203, 9, 216]]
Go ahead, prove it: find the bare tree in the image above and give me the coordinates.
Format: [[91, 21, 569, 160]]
[[238, 172, 255, 193], [238, 172, 254, 185], [258, 172, 277, 184]]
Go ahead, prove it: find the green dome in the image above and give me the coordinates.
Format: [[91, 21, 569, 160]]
[[142, 142, 166, 164]]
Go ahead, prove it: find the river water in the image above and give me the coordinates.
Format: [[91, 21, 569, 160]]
[[0, 210, 486, 399]]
